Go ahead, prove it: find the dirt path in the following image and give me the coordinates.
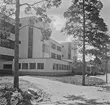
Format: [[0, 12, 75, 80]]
[[20, 76, 110, 105]]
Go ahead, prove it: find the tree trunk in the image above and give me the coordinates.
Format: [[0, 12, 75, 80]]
[[82, 0, 86, 86], [14, 0, 20, 89]]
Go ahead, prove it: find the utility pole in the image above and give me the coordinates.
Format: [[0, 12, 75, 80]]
[[82, 0, 86, 86], [14, 0, 20, 89]]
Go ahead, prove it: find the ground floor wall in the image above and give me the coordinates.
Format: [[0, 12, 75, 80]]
[[18, 58, 73, 76], [0, 61, 13, 75], [0, 61, 12, 69]]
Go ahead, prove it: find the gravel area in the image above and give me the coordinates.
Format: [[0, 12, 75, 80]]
[[20, 76, 110, 105], [0, 75, 110, 105]]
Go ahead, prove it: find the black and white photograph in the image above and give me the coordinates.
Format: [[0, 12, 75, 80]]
[[0, 0, 110, 105]]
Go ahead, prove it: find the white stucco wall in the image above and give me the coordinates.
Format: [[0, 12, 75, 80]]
[[19, 17, 51, 59], [0, 47, 14, 56], [61, 42, 77, 61], [61, 43, 69, 59], [32, 28, 43, 58], [0, 61, 12, 69], [49, 39, 62, 58], [19, 18, 29, 58], [18, 58, 72, 75]]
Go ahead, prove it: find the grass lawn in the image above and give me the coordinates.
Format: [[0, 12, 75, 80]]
[[0, 75, 106, 87], [38, 75, 106, 86], [0, 76, 41, 91]]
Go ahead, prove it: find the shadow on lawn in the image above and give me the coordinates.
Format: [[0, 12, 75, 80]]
[[55, 95, 110, 105], [65, 95, 110, 105]]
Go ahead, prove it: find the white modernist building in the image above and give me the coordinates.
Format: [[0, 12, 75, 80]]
[[18, 16, 77, 75], [0, 15, 78, 75], [0, 13, 15, 71]]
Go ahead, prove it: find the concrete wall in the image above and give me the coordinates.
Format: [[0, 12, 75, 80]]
[[19, 18, 29, 58], [18, 58, 72, 76], [61, 42, 77, 61], [0, 47, 14, 56], [19, 17, 51, 59], [32, 27, 43, 58], [0, 61, 12, 69], [61, 42, 70, 59], [49, 39, 62, 58]]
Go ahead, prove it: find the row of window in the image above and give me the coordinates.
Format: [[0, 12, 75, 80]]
[[0, 54, 14, 61], [19, 63, 44, 70], [53, 63, 71, 70], [0, 38, 15, 49], [51, 53, 61, 60], [42, 44, 49, 53], [51, 43, 61, 52]]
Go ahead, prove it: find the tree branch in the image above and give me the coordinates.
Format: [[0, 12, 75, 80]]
[[20, 0, 46, 7], [19, 24, 43, 30]]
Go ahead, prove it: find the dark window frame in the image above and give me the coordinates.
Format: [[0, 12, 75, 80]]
[[29, 63, 36, 69], [51, 43, 56, 49], [57, 46, 61, 52], [22, 63, 28, 69], [37, 63, 44, 69], [51, 53, 56, 59]]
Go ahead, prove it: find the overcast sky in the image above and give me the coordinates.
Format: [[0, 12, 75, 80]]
[[19, 0, 110, 42]]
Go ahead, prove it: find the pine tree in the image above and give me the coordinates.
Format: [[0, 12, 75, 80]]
[[62, 0, 109, 63]]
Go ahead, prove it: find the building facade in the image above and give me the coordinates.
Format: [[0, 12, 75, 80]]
[[18, 16, 77, 75], [0, 16, 78, 75], [0, 13, 15, 70]]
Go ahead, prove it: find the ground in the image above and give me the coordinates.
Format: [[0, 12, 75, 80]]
[[20, 75, 110, 105], [0, 75, 110, 105]]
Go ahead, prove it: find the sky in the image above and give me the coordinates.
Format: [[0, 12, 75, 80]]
[[19, 0, 110, 42]]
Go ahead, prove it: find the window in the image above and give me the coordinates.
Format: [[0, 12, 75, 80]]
[[11, 25, 15, 34], [57, 54, 61, 60], [28, 46, 33, 58], [64, 65, 66, 70], [3, 64, 12, 69], [57, 46, 61, 52], [62, 65, 64, 70], [56, 64, 58, 70], [0, 54, 14, 61], [30, 63, 36, 69], [61, 65, 63, 70], [51, 53, 56, 59], [28, 27, 33, 58], [28, 27, 33, 46], [59, 64, 61, 70], [53, 63, 55, 70], [67, 65, 69, 70], [69, 65, 70, 70], [68, 43, 71, 59], [51, 43, 56, 49], [37, 63, 44, 69], [42, 44, 49, 53], [0, 39, 15, 49], [66, 65, 68, 70], [22, 63, 28, 69], [19, 63, 21, 69]]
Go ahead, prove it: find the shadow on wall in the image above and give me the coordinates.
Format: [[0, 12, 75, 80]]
[[0, 69, 13, 76]]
